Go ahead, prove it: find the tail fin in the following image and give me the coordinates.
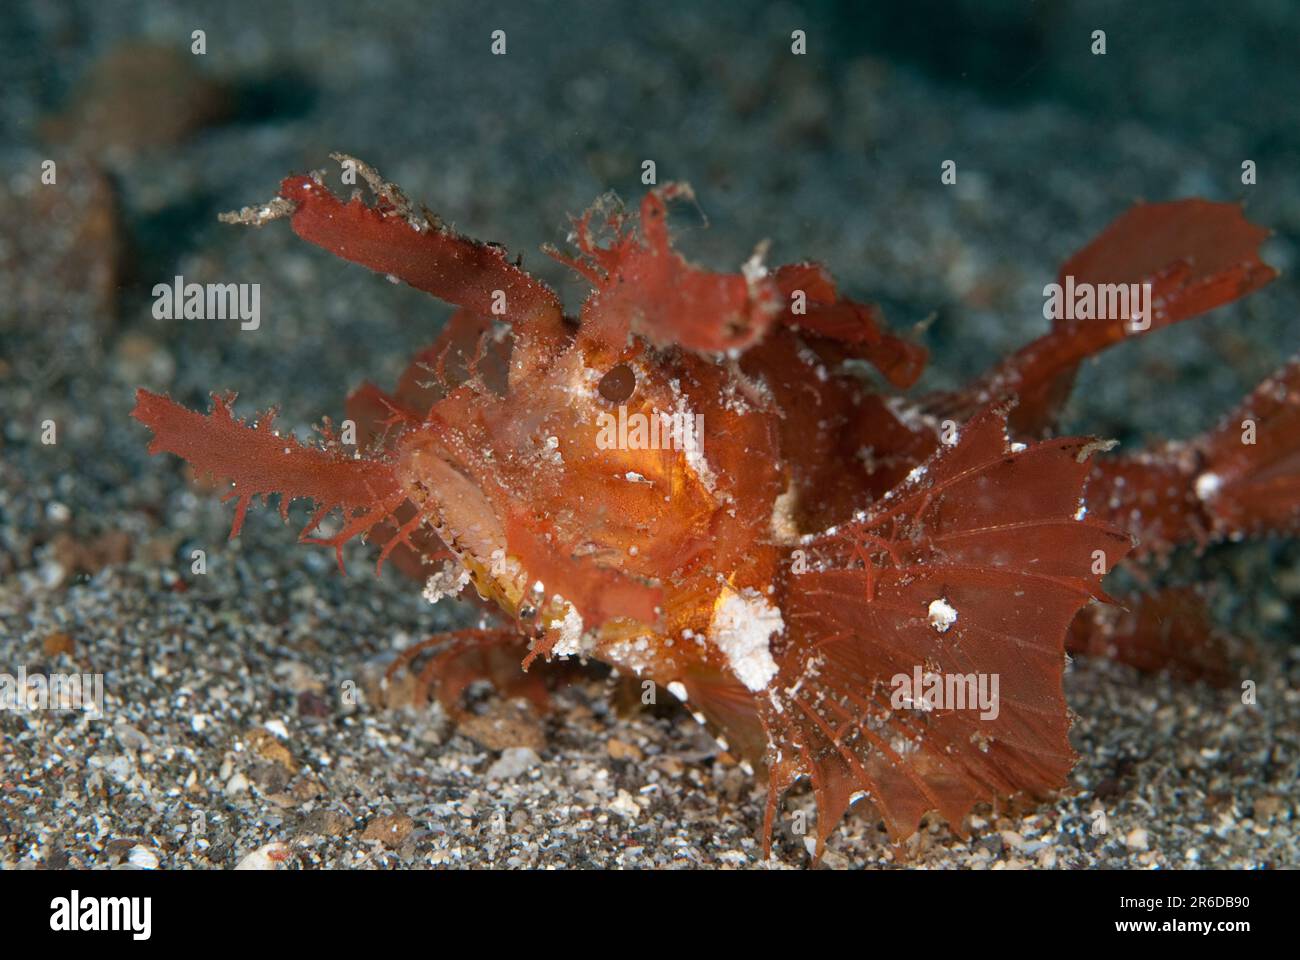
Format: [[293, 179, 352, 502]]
[[1067, 587, 1233, 686], [1194, 357, 1300, 540], [1087, 357, 1300, 558]]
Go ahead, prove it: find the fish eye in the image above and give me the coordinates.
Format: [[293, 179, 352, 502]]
[[598, 363, 636, 403]]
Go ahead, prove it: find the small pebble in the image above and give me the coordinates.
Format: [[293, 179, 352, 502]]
[[486, 747, 541, 780]]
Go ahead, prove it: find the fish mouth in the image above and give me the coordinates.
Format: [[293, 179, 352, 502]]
[[396, 434, 619, 665], [394, 435, 528, 614]]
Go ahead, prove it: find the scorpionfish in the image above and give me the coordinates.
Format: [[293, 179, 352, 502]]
[[133, 155, 1295, 859]]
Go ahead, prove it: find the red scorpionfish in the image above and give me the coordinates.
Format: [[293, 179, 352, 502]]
[[133, 155, 1296, 859]]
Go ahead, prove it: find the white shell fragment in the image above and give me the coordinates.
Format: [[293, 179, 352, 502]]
[[927, 597, 958, 633]]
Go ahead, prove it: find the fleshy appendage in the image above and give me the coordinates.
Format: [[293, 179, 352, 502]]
[[132, 389, 409, 573]]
